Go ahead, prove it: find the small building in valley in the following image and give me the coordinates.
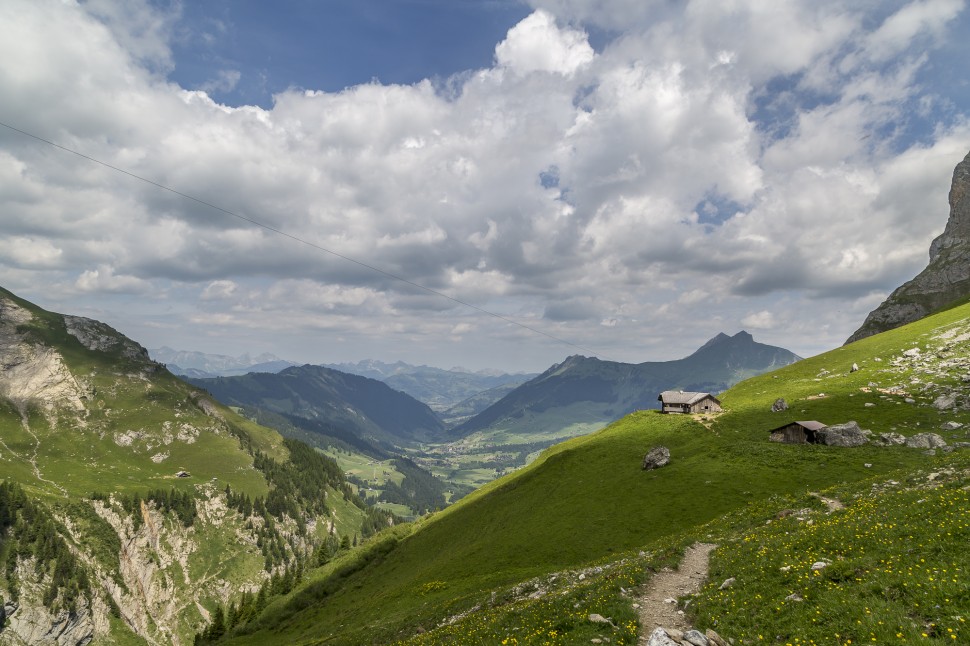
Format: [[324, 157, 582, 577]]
[[658, 391, 722, 414], [768, 420, 827, 444]]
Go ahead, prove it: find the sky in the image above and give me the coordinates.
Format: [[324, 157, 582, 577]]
[[1, 0, 969, 373]]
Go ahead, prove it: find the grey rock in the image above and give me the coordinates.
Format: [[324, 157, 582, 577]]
[[719, 577, 735, 589], [771, 398, 788, 412], [933, 393, 958, 410], [588, 613, 613, 626], [683, 629, 710, 646], [850, 363, 860, 372], [816, 421, 868, 447], [941, 421, 964, 430], [705, 629, 730, 646], [873, 432, 906, 446], [847, 149, 970, 343], [646, 628, 680, 646], [906, 433, 948, 449], [642, 446, 671, 470]]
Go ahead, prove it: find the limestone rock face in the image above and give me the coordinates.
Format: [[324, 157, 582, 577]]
[[847, 149, 970, 344]]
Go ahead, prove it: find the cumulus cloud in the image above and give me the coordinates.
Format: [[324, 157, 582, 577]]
[[494, 10, 594, 76], [0, 0, 967, 369]]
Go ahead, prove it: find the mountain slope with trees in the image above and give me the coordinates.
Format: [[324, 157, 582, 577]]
[[187, 365, 447, 447], [0, 286, 390, 645]]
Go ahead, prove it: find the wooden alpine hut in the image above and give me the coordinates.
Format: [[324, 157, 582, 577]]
[[768, 420, 827, 444], [657, 391, 722, 414]]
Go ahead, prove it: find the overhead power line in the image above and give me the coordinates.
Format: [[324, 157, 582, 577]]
[[0, 119, 608, 359]]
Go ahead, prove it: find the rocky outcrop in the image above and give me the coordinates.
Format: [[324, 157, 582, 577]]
[[2, 560, 99, 646], [63, 315, 151, 363], [0, 296, 86, 414], [848, 150, 970, 343]]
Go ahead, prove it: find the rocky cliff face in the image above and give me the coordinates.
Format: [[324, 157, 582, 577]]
[[847, 149, 970, 344]]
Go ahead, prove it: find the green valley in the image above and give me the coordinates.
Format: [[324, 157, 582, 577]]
[[212, 300, 970, 645]]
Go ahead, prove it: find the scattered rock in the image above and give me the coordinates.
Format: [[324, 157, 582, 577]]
[[785, 593, 804, 602], [642, 446, 671, 471], [665, 627, 685, 641], [941, 421, 964, 430], [903, 348, 922, 357], [683, 629, 710, 646], [719, 577, 735, 590], [646, 627, 680, 646], [811, 562, 828, 571], [864, 402, 876, 407], [850, 363, 860, 372], [588, 613, 614, 627], [905, 433, 948, 449], [933, 393, 958, 410], [873, 432, 906, 446], [816, 421, 868, 447], [706, 629, 730, 646], [770, 398, 788, 412]]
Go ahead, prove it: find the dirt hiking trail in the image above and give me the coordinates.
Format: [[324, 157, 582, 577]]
[[637, 542, 717, 643]]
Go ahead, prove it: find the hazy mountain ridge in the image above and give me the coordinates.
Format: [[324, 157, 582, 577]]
[[326, 359, 535, 411], [150, 346, 297, 377], [187, 364, 447, 446], [454, 330, 801, 437]]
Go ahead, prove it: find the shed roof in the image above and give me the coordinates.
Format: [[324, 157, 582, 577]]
[[770, 420, 827, 432], [658, 390, 719, 405]]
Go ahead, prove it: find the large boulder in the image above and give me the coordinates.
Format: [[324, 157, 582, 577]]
[[770, 398, 788, 412], [642, 446, 671, 470], [816, 421, 868, 447]]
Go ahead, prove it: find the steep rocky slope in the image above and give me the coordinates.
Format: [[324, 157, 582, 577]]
[[848, 148, 970, 343], [0, 287, 383, 645]]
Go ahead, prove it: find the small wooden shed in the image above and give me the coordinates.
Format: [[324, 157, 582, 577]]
[[768, 421, 827, 444], [658, 391, 722, 414]]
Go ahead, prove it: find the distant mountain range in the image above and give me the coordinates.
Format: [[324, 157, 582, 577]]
[[453, 331, 801, 440], [187, 364, 447, 446], [325, 360, 535, 411], [149, 346, 297, 377]]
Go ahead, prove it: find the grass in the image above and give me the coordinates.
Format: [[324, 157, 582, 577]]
[[693, 455, 970, 644], [222, 302, 970, 645]]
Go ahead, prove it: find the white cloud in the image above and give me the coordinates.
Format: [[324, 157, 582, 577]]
[[198, 69, 242, 94], [495, 10, 594, 76], [75, 266, 151, 294], [741, 310, 777, 330], [0, 0, 967, 369]]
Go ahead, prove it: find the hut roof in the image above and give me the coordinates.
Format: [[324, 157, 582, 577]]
[[658, 390, 719, 405], [771, 420, 827, 432]]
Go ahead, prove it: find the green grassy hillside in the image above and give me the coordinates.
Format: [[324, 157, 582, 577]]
[[220, 304, 970, 645], [0, 287, 391, 645]]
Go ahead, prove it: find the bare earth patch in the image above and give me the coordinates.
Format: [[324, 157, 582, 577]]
[[637, 542, 717, 643]]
